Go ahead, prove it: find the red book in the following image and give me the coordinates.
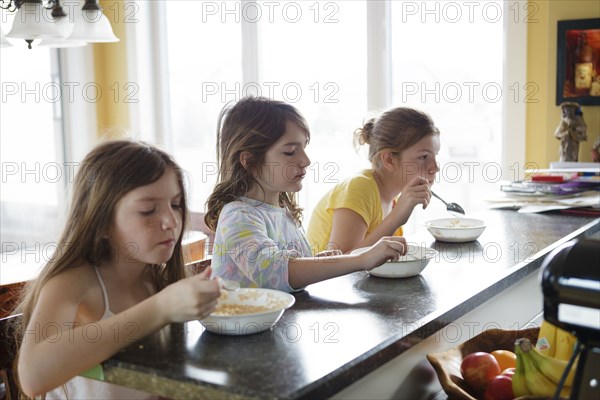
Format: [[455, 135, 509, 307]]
[[531, 173, 578, 183]]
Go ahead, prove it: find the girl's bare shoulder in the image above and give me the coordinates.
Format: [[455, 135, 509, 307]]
[[32, 263, 105, 324], [41, 263, 100, 301]]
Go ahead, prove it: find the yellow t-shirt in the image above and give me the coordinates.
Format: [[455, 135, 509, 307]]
[[306, 170, 403, 253]]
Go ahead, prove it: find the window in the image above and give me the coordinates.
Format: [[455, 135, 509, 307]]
[[149, 1, 370, 223], [391, 0, 504, 231], [157, 1, 370, 223], [133, 0, 515, 233], [164, 0, 242, 212], [259, 1, 368, 223], [0, 41, 65, 256]]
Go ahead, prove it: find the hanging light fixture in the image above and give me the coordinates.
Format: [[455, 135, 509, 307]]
[[69, 0, 119, 43], [1, 0, 118, 49], [5, 0, 62, 48], [38, 0, 85, 47]]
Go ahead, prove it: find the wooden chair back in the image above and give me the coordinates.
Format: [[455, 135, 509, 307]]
[[0, 313, 23, 400], [0, 283, 26, 319]]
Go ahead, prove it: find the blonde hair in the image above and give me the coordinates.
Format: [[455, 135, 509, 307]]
[[354, 107, 440, 168], [205, 97, 310, 230], [11, 140, 189, 363]]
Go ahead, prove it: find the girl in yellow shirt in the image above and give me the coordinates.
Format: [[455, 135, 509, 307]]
[[307, 107, 440, 253]]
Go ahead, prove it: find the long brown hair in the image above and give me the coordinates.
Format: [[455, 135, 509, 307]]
[[354, 107, 440, 168], [11, 140, 189, 350], [204, 97, 310, 230]]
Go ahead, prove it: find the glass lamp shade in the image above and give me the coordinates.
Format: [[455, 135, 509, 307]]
[[69, 9, 119, 42], [38, 16, 84, 47], [6, 2, 63, 40], [53, 15, 75, 37], [1, 27, 13, 48], [38, 37, 87, 48]]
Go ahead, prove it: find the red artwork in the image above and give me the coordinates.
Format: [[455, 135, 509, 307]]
[[557, 19, 600, 105]]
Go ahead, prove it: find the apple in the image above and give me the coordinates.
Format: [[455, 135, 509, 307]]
[[483, 374, 514, 400], [501, 367, 516, 377], [460, 352, 502, 393]]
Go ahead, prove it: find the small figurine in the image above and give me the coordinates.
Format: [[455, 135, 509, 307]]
[[592, 137, 600, 162], [590, 76, 600, 96], [554, 102, 587, 162]]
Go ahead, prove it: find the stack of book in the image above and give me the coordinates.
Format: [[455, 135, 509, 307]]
[[500, 172, 600, 196], [490, 162, 600, 214]]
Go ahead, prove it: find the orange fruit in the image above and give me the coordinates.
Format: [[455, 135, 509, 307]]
[[490, 350, 517, 371]]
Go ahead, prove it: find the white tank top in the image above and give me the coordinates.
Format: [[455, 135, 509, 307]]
[[94, 266, 115, 320], [45, 267, 157, 399]]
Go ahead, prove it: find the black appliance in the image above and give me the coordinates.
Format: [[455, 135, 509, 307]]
[[541, 238, 600, 400]]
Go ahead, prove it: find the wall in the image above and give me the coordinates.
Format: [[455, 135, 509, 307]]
[[92, 0, 130, 138], [527, 0, 600, 167]]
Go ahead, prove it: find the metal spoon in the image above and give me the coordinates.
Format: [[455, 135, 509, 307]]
[[431, 191, 465, 215]]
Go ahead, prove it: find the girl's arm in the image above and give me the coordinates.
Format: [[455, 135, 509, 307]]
[[328, 176, 431, 253], [18, 268, 219, 397], [288, 236, 406, 288]]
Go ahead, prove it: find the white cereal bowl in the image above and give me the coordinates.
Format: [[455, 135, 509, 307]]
[[425, 218, 487, 243], [351, 244, 438, 278], [200, 288, 295, 336]]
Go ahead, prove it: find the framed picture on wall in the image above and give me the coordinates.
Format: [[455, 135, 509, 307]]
[[556, 18, 600, 106]]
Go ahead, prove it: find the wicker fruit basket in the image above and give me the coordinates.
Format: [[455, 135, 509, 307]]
[[426, 328, 540, 400]]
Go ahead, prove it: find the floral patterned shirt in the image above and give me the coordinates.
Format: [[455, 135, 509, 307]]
[[212, 196, 312, 292]]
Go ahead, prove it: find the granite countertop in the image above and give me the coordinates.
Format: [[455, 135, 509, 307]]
[[103, 210, 599, 399]]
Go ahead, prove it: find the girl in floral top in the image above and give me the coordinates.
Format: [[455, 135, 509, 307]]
[[205, 97, 407, 292]]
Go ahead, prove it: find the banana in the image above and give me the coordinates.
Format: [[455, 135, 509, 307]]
[[554, 326, 577, 361], [528, 342, 577, 387], [536, 319, 557, 357], [513, 340, 532, 397], [516, 338, 572, 398]]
